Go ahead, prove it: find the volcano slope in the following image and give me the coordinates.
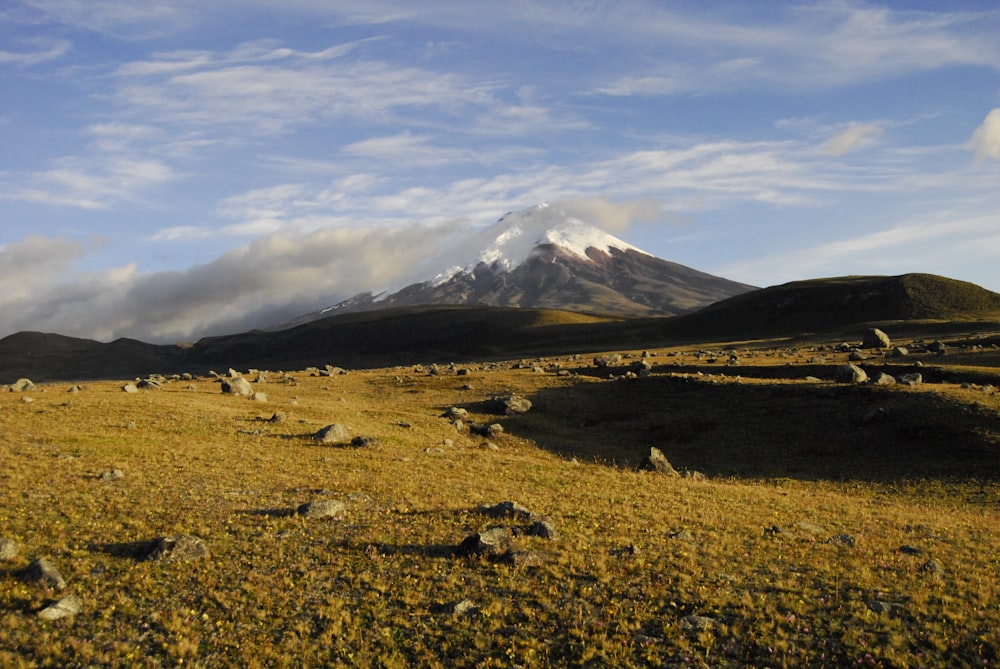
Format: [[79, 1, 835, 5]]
[[2, 324, 1000, 667]]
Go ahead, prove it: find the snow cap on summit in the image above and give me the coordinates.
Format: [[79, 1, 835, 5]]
[[432, 203, 649, 284]]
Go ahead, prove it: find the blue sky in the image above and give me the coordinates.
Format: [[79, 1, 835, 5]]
[[2, 1, 999, 343]]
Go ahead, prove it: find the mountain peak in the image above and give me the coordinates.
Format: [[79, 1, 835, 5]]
[[432, 203, 648, 284]]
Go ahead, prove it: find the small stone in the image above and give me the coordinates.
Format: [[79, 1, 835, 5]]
[[0, 538, 19, 561], [919, 558, 944, 575], [121, 383, 138, 394], [221, 377, 253, 396], [37, 595, 82, 621], [528, 520, 559, 540], [899, 545, 926, 556], [638, 447, 680, 476], [98, 469, 124, 481], [297, 499, 347, 519], [349, 436, 380, 448], [314, 423, 351, 444], [835, 363, 868, 384], [450, 599, 478, 616], [21, 558, 66, 590], [269, 411, 287, 424], [144, 535, 210, 562], [482, 501, 534, 521], [680, 615, 718, 633], [827, 533, 856, 548], [456, 526, 513, 558]]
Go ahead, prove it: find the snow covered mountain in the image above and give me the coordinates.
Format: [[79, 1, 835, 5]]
[[279, 203, 756, 327]]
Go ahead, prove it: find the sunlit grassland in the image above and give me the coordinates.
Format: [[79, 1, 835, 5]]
[[2, 342, 1000, 667]]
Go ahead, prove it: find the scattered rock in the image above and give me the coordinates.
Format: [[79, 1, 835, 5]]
[[20, 558, 66, 590], [898, 545, 926, 556], [121, 383, 139, 394], [269, 411, 287, 424], [37, 595, 82, 621], [144, 535, 210, 562], [835, 363, 868, 384], [449, 599, 478, 616], [864, 328, 892, 349], [98, 469, 124, 481], [137, 378, 162, 390], [251, 392, 268, 403], [872, 372, 896, 386], [443, 407, 468, 420], [490, 394, 532, 415], [297, 499, 346, 520], [827, 533, 856, 548], [222, 377, 254, 396], [0, 538, 19, 561], [481, 500, 535, 521], [680, 615, 718, 633], [668, 529, 695, 542], [9, 378, 36, 392], [638, 447, 681, 476], [919, 559, 944, 575], [867, 600, 903, 616], [456, 526, 513, 559], [349, 436, 380, 448], [892, 346, 910, 357], [898, 372, 922, 387], [528, 520, 559, 540], [314, 423, 351, 444], [594, 354, 623, 368]]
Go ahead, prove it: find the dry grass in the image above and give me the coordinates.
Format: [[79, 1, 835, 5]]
[[2, 335, 999, 667]]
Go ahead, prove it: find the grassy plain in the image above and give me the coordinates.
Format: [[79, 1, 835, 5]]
[[2, 333, 1000, 668]]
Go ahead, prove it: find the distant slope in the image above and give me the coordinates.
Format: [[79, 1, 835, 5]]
[[0, 332, 184, 382], [667, 273, 1000, 339], [4, 273, 999, 382]]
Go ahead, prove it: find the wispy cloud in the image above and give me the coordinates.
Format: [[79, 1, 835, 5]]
[[968, 108, 1000, 162], [0, 38, 70, 66], [822, 123, 885, 156]]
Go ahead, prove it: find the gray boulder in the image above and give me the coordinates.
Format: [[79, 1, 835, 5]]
[[38, 595, 83, 621], [899, 373, 923, 387], [297, 499, 346, 519], [864, 328, 892, 349], [638, 447, 681, 476], [9, 378, 36, 392], [314, 423, 351, 444], [222, 377, 254, 396], [20, 558, 66, 590], [0, 538, 19, 561], [835, 363, 868, 384], [455, 526, 513, 559], [144, 535, 210, 562]]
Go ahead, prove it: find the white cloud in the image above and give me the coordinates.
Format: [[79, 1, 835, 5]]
[[0, 38, 71, 66], [969, 108, 1000, 161], [0, 223, 461, 342], [822, 123, 885, 156]]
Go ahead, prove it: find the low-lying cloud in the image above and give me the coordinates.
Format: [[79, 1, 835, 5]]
[[0, 196, 665, 344], [0, 223, 454, 344]]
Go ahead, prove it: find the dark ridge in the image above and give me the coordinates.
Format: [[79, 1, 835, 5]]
[[666, 273, 1000, 340], [2, 273, 999, 382]]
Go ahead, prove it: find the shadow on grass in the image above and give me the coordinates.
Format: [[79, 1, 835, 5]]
[[89, 540, 158, 560], [502, 374, 1000, 482]]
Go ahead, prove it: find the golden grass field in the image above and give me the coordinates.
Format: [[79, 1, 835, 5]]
[[2, 332, 1000, 668]]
